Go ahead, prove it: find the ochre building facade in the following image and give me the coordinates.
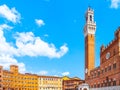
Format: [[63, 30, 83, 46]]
[[1, 65, 38, 90], [84, 7, 120, 88], [0, 65, 63, 90]]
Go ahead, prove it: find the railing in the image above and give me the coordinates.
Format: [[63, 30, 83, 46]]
[[90, 86, 120, 90]]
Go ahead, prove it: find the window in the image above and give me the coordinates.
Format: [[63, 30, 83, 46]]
[[94, 84, 96, 88], [101, 69, 104, 74], [108, 66, 111, 71], [98, 71, 100, 76], [113, 63, 116, 69], [113, 49, 116, 55], [97, 84, 100, 88], [105, 68, 107, 72], [90, 15, 92, 21], [106, 77, 109, 82], [83, 88, 87, 90], [105, 83, 107, 87], [94, 73, 96, 77], [108, 82, 111, 86], [101, 83, 103, 87], [113, 81, 116, 86]]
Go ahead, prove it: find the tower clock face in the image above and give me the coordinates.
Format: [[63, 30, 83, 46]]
[[106, 52, 110, 59]]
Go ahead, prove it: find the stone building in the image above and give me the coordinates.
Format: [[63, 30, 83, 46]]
[[84, 7, 120, 88]]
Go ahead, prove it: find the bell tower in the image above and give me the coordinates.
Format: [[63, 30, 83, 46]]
[[84, 7, 96, 79]]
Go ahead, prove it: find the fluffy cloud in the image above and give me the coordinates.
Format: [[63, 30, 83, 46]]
[[0, 24, 68, 72], [0, 24, 25, 72], [0, 4, 21, 23], [0, 24, 20, 57], [0, 4, 68, 73], [15, 32, 68, 58], [110, 0, 120, 9], [0, 55, 25, 73], [35, 19, 45, 27], [38, 70, 48, 75], [61, 72, 70, 76]]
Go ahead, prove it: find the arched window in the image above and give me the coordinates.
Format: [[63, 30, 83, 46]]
[[90, 15, 92, 21], [83, 88, 87, 90]]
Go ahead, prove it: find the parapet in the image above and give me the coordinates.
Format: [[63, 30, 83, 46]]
[[100, 27, 120, 53], [115, 26, 120, 38], [100, 45, 105, 52], [100, 39, 116, 53]]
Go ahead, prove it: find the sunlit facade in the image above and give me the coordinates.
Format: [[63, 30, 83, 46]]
[[0, 65, 63, 90], [1, 65, 38, 90], [38, 76, 62, 90], [62, 76, 84, 90], [84, 7, 120, 88]]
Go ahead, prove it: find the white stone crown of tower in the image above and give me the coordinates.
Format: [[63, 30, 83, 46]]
[[84, 7, 96, 37]]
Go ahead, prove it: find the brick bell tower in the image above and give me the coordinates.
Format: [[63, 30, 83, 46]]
[[84, 7, 96, 80]]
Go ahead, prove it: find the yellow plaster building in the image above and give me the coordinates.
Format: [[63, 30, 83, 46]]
[[2, 65, 39, 90], [0, 65, 63, 90], [38, 76, 62, 90]]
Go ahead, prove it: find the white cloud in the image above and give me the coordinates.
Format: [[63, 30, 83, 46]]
[[62, 72, 70, 76], [0, 24, 25, 73], [0, 4, 21, 23], [0, 5, 68, 74], [0, 55, 25, 73], [110, 0, 120, 9], [0, 24, 18, 56], [15, 32, 68, 58], [35, 19, 45, 27], [38, 70, 48, 75], [0, 24, 13, 30], [0, 24, 68, 73]]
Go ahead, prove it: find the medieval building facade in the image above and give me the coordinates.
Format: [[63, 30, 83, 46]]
[[84, 7, 120, 88]]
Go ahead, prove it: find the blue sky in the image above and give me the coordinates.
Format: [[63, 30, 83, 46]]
[[0, 0, 120, 79]]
